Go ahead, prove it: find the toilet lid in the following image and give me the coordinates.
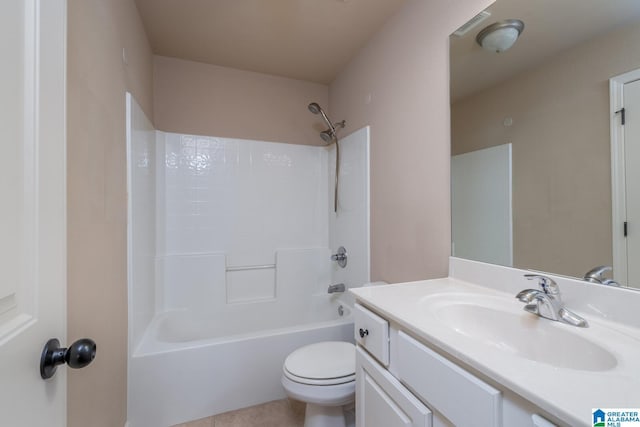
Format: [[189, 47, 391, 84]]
[[284, 341, 355, 380]]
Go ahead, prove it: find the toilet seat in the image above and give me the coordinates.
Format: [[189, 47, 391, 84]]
[[284, 370, 355, 386], [283, 341, 356, 386]]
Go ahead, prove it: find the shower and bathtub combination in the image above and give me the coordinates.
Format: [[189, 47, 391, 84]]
[[125, 94, 370, 427]]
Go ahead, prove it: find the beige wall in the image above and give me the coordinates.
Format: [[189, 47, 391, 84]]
[[329, 0, 492, 283], [452, 22, 640, 278], [67, 0, 153, 426], [153, 56, 329, 145]]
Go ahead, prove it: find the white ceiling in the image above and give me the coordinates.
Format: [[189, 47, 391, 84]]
[[134, 0, 405, 85], [450, 0, 640, 101]]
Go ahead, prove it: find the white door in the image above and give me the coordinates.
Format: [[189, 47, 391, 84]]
[[611, 72, 640, 288], [0, 0, 67, 425], [451, 144, 513, 267], [623, 79, 640, 287]]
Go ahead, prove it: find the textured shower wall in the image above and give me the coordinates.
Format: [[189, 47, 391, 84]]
[[157, 133, 331, 312]]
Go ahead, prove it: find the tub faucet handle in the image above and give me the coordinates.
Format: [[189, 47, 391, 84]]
[[330, 246, 348, 268]]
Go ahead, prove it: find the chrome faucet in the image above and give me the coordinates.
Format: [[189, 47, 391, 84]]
[[330, 246, 348, 268], [327, 283, 346, 294], [516, 274, 588, 327], [583, 265, 621, 287]]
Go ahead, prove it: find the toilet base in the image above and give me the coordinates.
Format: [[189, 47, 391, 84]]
[[304, 403, 346, 427]]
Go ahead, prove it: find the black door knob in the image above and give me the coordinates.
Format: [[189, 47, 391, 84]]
[[40, 338, 97, 379], [359, 328, 369, 338]]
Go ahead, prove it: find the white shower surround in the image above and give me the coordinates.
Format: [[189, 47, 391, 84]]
[[156, 131, 331, 313], [126, 93, 370, 426]]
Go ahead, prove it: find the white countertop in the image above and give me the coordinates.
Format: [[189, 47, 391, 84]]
[[350, 277, 640, 427]]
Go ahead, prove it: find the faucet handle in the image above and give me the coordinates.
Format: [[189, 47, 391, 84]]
[[524, 274, 559, 296], [330, 246, 348, 268], [584, 265, 612, 279], [584, 265, 617, 285]]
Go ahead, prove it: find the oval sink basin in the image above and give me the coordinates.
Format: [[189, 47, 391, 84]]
[[431, 297, 617, 372]]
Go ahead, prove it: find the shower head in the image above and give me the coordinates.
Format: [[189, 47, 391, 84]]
[[320, 130, 334, 143], [308, 102, 335, 135], [308, 102, 322, 115], [308, 101, 346, 145]]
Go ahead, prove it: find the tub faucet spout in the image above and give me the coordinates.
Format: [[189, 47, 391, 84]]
[[328, 283, 345, 294]]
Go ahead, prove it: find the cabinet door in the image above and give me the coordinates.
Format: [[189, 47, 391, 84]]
[[356, 347, 431, 427]]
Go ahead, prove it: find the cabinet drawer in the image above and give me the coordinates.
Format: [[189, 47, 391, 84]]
[[397, 331, 502, 427], [354, 303, 389, 366], [357, 347, 432, 427]]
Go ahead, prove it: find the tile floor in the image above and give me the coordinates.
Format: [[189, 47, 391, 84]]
[[172, 399, 306, 427]]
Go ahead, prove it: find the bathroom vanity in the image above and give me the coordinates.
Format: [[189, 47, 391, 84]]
[[350, 258, 640, 427]]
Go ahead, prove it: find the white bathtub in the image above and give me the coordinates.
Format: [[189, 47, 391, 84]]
[[127, 296, 354, 427]]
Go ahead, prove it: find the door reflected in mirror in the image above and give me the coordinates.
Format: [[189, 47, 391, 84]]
[[449, 0, 640, 289]]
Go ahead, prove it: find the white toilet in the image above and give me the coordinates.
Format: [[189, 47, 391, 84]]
[[281, 341, 356, 427]]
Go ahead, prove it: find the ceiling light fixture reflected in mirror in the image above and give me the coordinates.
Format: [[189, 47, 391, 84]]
[[476, 19, 525, 53]]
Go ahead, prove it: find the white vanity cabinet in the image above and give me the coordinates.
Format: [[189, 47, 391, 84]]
[[357, 347, 432, 427], [354, 303, 561, 427], [354, 302, 432, 427]]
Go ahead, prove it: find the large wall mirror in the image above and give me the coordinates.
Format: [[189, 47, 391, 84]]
[[450, 0, 640, 289]]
